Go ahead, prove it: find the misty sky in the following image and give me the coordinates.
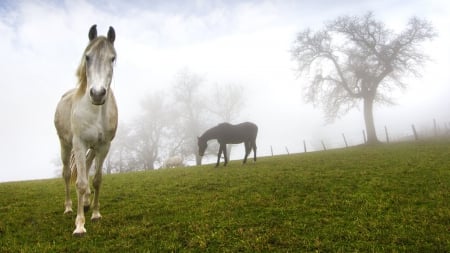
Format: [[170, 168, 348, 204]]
[[1, 0, 449, 182]]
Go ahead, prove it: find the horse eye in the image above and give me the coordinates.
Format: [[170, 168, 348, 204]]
[[111, 56, 116, 63], [85, 55, 90, 62]]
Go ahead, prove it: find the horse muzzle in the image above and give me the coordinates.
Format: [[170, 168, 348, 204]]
[[90, 87, 107, 105]]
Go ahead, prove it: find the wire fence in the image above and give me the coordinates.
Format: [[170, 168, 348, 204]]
[[267, 118, 450, 156]]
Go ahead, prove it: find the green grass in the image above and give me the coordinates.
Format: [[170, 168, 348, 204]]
[[1, 140, 449, 252]]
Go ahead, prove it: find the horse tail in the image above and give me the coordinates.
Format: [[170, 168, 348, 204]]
[[69, 151, 77, 184]]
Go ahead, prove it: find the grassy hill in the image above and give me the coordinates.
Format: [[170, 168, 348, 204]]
[[1, 140, 449, 252]]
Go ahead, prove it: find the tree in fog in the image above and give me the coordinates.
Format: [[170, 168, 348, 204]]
[[209, 83, 245, 122], [171, 69, 209, 165], [133, 92, 170, 170], [291, 12, 436, 144], [208, 82, 245, 158], [106, 93, 171, 172], [105, 123, 134, 174]]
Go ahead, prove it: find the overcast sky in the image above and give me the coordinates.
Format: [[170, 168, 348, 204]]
[[0, 0, 449, 182]]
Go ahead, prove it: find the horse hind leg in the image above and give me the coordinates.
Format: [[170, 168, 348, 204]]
[[243, 142, 251, 164], [61, 143, 73, 214], [252, 140, 257, 162]]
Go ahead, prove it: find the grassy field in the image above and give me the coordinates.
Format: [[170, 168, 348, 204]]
[[0, 140, 449, 252]]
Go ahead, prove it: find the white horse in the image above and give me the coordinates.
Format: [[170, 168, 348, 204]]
[[164, 156, 184, 168], [54, 25, 118, 236]]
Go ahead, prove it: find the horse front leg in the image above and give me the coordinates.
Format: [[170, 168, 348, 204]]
[[72, 137, 89, 236], [223, 144, 228, 166], [83, 149, 95, 212], [216, 145, 223, 167], [91, 143, 109, 221]]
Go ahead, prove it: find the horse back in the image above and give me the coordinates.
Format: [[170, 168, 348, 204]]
[[218, 122, 258, 143], [235, 122, 258, 138]]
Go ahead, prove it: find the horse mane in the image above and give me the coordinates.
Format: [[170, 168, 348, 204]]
[[75, 36, 115, 98]]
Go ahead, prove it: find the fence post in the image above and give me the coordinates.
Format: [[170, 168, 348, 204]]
[[321, 140, 327, 151], [270, 146, 274, 156], [411, 124, 419, 141], [342, 133, 348, 148], [303, 140, 307, 153], [433, 118, 438, 137], [285, 146, 290, 155], [384, 125, 390, 144]]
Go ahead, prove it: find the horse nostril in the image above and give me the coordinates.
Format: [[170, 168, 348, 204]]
[[99, 87, 106, 96], [90, 87, 106, 97]]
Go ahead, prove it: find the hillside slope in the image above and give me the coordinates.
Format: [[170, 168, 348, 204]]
[[1, 141, 449, 252]]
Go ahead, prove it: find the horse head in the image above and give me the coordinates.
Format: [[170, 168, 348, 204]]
[[197, 136, 207, 156], [82, 25, 116, 105]]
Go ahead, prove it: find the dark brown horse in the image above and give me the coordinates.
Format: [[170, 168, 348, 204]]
[[198, 122, 258, 167]]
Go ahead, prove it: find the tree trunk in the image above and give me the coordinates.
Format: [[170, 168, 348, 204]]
[[227, 144, 232, 161], [195, 153, 202, 166], [363, 96, 379, 144]]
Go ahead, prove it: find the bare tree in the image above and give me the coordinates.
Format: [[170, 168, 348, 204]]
[[133, 92, 170, 170], [171, 69, 210, 165], [291, 12, 436, 144], [105, 123, 134, 174], [208, 82, 245, 158], [209, 82, 245, 122]]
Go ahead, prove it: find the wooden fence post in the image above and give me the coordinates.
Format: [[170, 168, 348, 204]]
[[303, 140, 307, 153], [433, 118, 438, 137], [270, 146, 274, 156], [411, 124, 419, 141], [321, 140, 327, 151], [384, 126, 390, 144], [285, 146, 290, 155], [342, 133, 348, 148]]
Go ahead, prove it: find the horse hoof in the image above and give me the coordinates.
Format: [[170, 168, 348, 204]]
[[91, 216, 102, 222], [73, 232, 85, 237], [72, 228, 86, 237], [84, 205, 90, 212], [64, 209, 73, 215]]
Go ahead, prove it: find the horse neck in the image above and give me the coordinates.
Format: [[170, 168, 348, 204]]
[[76, 90, 112, 116], [201, 127, 220, 141], [75, 60, 88, 98]]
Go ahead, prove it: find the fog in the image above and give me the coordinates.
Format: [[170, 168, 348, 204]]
[[1, 0, 449, 182]]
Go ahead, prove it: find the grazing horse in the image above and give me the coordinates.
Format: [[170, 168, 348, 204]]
[[198, 122, 258, 167], [54, 25, 118, 236]]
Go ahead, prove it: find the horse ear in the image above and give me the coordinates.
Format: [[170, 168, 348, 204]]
[[88, 24, 97, 41], [107, 26, 115, 44]]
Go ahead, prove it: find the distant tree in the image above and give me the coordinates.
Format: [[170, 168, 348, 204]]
[[171, 69, 210, 165], [208, 82, 245, 158], [291, 12, 436, 144], [133, 92, 170, 170], [105, 123, 133, 174], [209, 82, 245, 122]]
